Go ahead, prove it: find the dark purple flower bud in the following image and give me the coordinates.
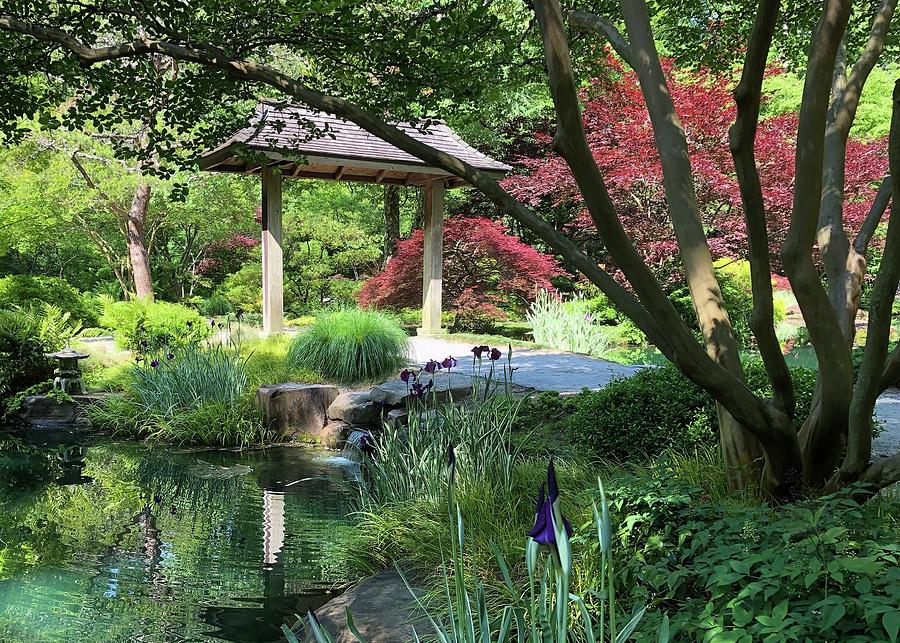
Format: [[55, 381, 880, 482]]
[[235, 307, 244, 320], [584, 312, 593, 322], [186, 320, 194, 329], [167, 353, 175, 360], [447, 443, 456, 469], [471, 345, 490, 358], [209, 318, 216, 327], [150, 359, 160, 368], [528, 460, 573, 546], [441, 356, 458, 369], [217, 322, 224, 329], [489, 348, 502, 361], [424, 359, 441, 373], [400, 369, 412, 383], [359, 434, 376, 458]]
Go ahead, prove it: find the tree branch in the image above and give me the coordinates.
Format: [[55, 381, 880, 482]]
[[567, 9, 634, 66], [780, 0, 854, 428], [728, 0, 795, 417], [853, 175, 893, 254], [69, 152, 130, 219], [842, 80, 900, 481]]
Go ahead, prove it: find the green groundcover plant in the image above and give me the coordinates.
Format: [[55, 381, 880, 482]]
[[287, 308, 408, 385]]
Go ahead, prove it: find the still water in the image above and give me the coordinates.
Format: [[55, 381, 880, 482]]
[[0, 439, 358, 642]]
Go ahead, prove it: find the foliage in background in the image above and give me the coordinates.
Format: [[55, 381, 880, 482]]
[[287, 309, 408, 385], [502, 58, 887, 285], [98, 297, 210, 352], [0, 304, 82, 410], [359, 217, 560, 332], [0, 275, 98, 326], [528, 290, 623, 356], [669, 259, 786, 348]]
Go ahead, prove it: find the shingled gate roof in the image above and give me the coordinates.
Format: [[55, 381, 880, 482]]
[[198, 101, 511, 188]]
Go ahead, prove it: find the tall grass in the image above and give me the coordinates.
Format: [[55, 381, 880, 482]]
[[88, 344, 271, 447], [287, 309, 408, 384], [131, 345, 248, 415], [358, 395, 524, 510], [528, 290, 620, 357]]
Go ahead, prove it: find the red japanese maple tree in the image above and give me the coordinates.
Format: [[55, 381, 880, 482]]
[[358, 216, 560, 329], [502, 57, 888, 285]]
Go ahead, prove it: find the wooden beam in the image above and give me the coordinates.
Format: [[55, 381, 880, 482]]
[[374, 168, 387, 183], [291, 164, 303, 177], [419, 178, 445, 335], [261, 165, 284, 334], [334, 165, 346, 180]]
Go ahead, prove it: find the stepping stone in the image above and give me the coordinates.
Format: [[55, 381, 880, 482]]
[[306, 570, 432, 642], [255, 383, 339, 440], [327, 390, 385, 427]]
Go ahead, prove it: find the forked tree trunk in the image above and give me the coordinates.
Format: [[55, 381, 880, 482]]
[[126, 183, 154, 301]]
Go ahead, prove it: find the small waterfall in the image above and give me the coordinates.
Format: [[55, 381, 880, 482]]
[[342, 430, 373, 461]]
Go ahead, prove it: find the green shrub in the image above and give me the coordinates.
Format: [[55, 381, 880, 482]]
[[0, 275, 99, 326], [516, 361, 818, 462], [287, 308, 408, 384], [669, 259, 786, 349], [99, 297, 210, 351], [198, 295, 233, 317]]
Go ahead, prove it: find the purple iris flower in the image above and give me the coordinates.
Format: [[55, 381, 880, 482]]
[[167, 352, 175, 360], [150, 359, 160, 368], [489, 348, 502, 361], [358, 434, 376, 458], [410, 380, 434, 399], [441, 356, 458, 370], [209, 318, 216, 327], [471, 345, 490, 358], [584, 312, 593, 322], [528, 460, 573, 546], [186, 320, 194, 329], [400, 369, 413, 383], [424, 359, 441, 373]]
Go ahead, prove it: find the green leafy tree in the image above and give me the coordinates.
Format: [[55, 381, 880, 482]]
[[3, 0, 900, 500]]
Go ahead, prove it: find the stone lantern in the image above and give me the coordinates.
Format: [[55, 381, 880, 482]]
[[45, 345, 90, 395]]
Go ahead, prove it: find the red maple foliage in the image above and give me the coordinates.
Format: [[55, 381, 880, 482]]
[[501, 56, 888, 286], [358, 216, 560, 328]]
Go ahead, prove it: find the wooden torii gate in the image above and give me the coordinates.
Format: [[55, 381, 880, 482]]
[[199, 101, 510, 335]]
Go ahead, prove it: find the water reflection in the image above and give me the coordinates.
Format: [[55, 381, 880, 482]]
[[0, 440, 356, 642]]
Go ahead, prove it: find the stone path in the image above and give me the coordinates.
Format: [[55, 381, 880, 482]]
[[409, 336, 900, 457], [408, 337, 644, 393]]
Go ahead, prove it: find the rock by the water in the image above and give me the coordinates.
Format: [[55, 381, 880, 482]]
[[18, 393, 108, 428], [306, 570, 431, 643], [370, 371, 475, 407], [327, 390, 384, 427], [254, 383, 339, 440]]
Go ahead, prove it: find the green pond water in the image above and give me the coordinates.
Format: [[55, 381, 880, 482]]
[[0, 437, 358, 642]]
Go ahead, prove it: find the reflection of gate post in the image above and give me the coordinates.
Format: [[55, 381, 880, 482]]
[[262, 489, 286, 599]]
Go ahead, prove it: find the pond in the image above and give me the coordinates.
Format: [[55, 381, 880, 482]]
[[0, 436, 359, 642]]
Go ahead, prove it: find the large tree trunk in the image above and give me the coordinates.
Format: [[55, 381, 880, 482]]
[[127, 183, 154, 301], [383, 185, 400, 262]]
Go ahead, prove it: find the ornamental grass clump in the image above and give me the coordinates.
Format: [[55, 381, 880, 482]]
[[88, 344, 268, 447], [528, 290, 617, 357], [287, 308, 408, 385], [358, 346, 522, 509]]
